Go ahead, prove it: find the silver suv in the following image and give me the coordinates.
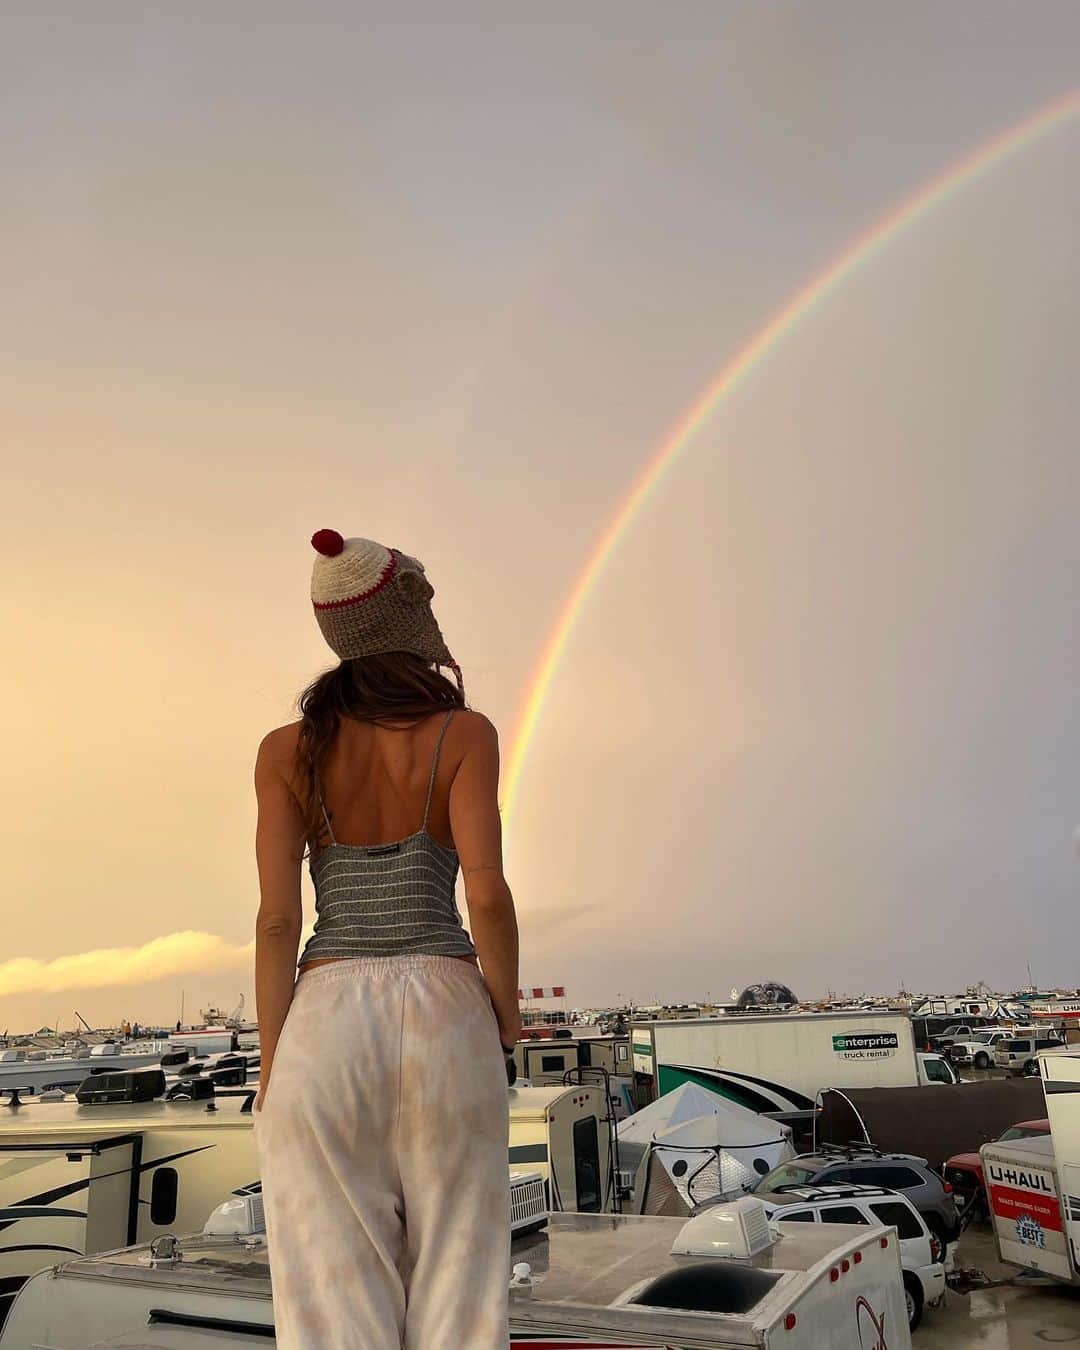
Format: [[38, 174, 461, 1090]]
[[749, 1144, 959, 1248], [993, 1033, 1065, 1076]]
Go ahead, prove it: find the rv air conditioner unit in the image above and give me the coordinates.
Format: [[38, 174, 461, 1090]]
[[671, 1197, 774, 1259], [203, 1190, 266, 1237], [509, 1171, 548, 1236]]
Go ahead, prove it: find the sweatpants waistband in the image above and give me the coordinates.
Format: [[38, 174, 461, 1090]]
[[295, 953, 482, 990]]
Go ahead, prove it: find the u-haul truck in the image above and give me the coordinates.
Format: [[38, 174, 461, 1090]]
[[980, 1133, 1072, 1281]]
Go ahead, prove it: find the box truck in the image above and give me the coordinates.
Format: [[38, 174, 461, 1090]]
[[632, 1011, 956, 1106]]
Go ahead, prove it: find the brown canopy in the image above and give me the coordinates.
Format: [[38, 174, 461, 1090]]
[[817, 1078, 1046, 1170]]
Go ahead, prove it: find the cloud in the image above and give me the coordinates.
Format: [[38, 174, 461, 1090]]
[[0, 932, 258, 997]]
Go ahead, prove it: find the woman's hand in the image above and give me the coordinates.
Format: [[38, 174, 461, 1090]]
[[498, 1012, 522, 1052]]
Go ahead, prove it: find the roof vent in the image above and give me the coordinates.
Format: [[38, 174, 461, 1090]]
[[672, 1196, 774, 1259]]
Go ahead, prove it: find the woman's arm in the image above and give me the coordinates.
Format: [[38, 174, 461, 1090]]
[[254, 727, 306, 1098], [449, 714, 521, 1048]]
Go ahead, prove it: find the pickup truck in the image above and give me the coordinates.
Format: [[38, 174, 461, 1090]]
[[943, 1118, 1050, 1218], [948, 1028, 1035, 1069]]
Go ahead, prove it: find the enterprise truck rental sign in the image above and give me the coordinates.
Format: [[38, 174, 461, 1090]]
[[832, 1031, 899, 1061]]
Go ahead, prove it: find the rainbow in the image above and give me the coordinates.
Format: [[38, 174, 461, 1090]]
[[502, 89, 1079, 834]]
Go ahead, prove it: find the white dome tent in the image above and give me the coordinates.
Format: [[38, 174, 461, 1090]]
[[616, 1083, 794, 1216]]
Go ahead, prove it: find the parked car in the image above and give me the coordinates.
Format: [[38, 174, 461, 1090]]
[[696, 1182, 945, 1329], [948, 1028, 1034, 1068], [750, 1146, 960, 1248], [993, 1033, 1066, 1077], [943, 1118, 1051, 1218]]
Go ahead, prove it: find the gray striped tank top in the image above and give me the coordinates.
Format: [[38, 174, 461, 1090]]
[[296, 710, 476, 966]]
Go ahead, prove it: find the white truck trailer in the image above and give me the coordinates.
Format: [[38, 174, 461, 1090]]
[[632, 1011, 954, 1105], [981, 1049, 1080, 1284]]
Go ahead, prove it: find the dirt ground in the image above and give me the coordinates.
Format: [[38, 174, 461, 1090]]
[[919, 1223, 1080, 1347]]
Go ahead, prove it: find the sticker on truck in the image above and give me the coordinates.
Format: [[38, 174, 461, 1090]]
[[832, 1031, 899, 1061]]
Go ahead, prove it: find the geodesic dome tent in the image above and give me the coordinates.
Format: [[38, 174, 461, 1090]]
[[617, 1083, 794, 1216]]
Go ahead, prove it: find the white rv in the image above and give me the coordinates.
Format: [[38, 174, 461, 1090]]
[[632, 1012, 954, 1105], [0, 1197, 912, 1350], [509, 1084, 614, 1212]]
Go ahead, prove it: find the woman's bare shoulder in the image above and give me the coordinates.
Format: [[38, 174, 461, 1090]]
[[451, 708, 499, 747], [256, 720, 304, 768]]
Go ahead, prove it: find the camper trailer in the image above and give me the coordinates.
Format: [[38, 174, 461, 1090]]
[[509, 1084, 615, 1212], [0, 1197, 911, 1350]]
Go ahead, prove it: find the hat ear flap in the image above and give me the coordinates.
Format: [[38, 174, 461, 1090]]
[[395, 567, 434, 602]]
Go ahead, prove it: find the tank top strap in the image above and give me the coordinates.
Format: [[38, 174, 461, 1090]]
[[318, 795, 337, 844], [421, 709, 456, 830]]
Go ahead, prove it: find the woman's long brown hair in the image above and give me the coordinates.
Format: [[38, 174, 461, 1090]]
[[294, 652, 466, 852]]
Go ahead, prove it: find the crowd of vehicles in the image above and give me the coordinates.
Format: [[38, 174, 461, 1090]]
[[6, 1001, 1080, 1343]]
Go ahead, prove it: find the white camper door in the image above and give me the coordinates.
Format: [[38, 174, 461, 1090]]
[[84, 1140, 138, 1254]]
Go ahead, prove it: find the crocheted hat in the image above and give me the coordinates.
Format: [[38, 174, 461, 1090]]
[[309, 529, 463, 694]]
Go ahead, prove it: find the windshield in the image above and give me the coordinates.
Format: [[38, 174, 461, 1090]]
[[999, 1124, 1050, 1141], [970, 1032, 994, 1043], [751, 1162, 819, 1194]]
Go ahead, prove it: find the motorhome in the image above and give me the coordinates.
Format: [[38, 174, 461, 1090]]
[[632, 1012, 955, 1106], [0, 1069, 262, 1323], [0, 1069, 613, 1325], [0, 1197, 912, 1350]]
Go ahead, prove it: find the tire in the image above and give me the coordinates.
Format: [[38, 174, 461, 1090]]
[[974, 1051, 990, 1070], [1023, 1059, 1039, 1077], [926, 1213, 954, 1251], [903, 1274, 924, 1330]]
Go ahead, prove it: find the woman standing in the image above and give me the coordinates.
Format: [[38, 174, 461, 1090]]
[[253, 530, 520, 1350]]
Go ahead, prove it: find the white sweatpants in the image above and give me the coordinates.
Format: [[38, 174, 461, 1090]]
[[253, 954, 511, 1350]]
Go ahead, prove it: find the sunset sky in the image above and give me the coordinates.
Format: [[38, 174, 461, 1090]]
[[4, 4, 1078, 1031]]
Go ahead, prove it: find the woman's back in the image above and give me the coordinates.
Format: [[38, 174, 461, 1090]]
[[315, 710, 464, 850], [294, 708, 480, 968]]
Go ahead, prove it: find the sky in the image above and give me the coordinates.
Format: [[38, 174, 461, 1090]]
[[2, 3, 1078, 1031]]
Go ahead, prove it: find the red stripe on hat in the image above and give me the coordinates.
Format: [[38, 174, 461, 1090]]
[[313, 552, 398, 610]]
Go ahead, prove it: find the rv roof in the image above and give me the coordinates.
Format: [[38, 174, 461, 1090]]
[[0, 1092, 257, 1136], [508, 1084, 599, 1121]]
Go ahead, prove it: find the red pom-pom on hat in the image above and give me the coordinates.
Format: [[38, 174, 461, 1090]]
[[311, 528, 345, 557]]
